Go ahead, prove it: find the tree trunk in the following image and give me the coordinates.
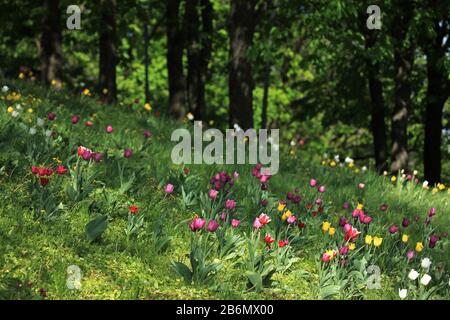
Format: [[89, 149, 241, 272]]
[[261, 61, 270, 129], [99, 0, 118, 104], [199, 0, 213, 120], [40, 0, 62, 84], [362, 28, 388, 173], [390, 2, 414, 172], [424, 21, 449, 184], [229, 0, 258, 130], [166, 0, 185, 119]]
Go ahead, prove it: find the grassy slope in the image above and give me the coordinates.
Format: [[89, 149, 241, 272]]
[[0, 80, 449, 300]]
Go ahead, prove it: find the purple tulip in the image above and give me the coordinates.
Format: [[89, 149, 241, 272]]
[[339, 216, 348, 227], [388, 224, 399, 234], [207, 220, 220, 232], [143, 130, 152, 139], [428, 208, 436, 217], [402, 217, 410, 228], [124, 148, 133, 158], [208, 189, 218, 199], [260, 199, 268, 207], [48, 112, 56, 121], [342, 202, 350, 210], [339, 246, 349, 255], [189, 217, 205, 232], [380, 203, 389, 211], [82, 150, 92, 161], [429, 234, 439, 248]]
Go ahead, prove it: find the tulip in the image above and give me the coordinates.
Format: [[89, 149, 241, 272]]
[[322, 221, 331, 232], [105, 125, 113, 133], [373, 236, 383, 247], [379, 203, 389, 211], [365, 235, 373, 245], [429, 234, 439, 248], [428, 207, 436, 217], [408, 269, 419, 281], [406, 250, 414, 261], [315, 197, 322, 205], [339, 216, 348, 227], [71, 115, 80, 124], [164, 183, 174, 194], [82, 150, 92, 161], [85, 120, 93, 127], [352, 209, 362, 218], [93, 152, 103, 162], [420, 274, 432, 286], [143, 130, 152, 139], [208, 189, 218, 199], [277, 202, 286, 212], [260, 199, 268, 207], [207, 220, 220, 232], [309, 178, 317, 187], [344, 225, 361, 242], [56, 165, 67, 175], [123, 148, 133, 158], [258, 213, 271, 225], [388, 224, 399, 234], [47, 112, 56, 121], [189, 217, 205, 232], [264, 233, 275, 245], [339, 246, 349, 255], [421, 257, 431, 270], [31, 166, 39, 175], [225, 199, 236, 210], [399, 289, 408, 299], [357, 183, 365, 189], [129, 205, 139, 214], [322, 249, 337, 262], [278, 239, 289, 248], [402, 234, 409, 243], [415, 242, 424, 252], [40, 177, 49, 187], [318, 185, 326, 193], [298, 221, 306, 229], [253, 217, 263, 229], [292, 195, 301, 204], [360, 215, 372, 225], [342, 202, 349, 210], [219, 212, 227, 221], [287, 215, 297, 224], [402, 217, 410, 228], [231, 219, 240, 228]]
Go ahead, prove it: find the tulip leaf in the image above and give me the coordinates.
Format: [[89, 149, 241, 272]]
[[172, 261, 193, 284], [85, 215, 108, 242], [246, 272, 263, 292], [319, 285, 341, 299]]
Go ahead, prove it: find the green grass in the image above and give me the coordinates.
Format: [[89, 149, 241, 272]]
[[0, 79, 449, 300]]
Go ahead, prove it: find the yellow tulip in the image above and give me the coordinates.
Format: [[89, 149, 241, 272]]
[[373, 237, 383, 247], [391, 176, 397, 182], [7, 106, 14, 113], [432, 187, 438, 194], [281, 210, 292, 221], [415, 242, 424, 252], [322, 221, 331, 232], [438, 183, 445, 191], [349, 243, 356, 251], [328, 227, 336, 236], [330, 160, 336, 167], [144, 103, 152, 111], [357, 203, 364, 210], [365, 235, 373, 245], [27, 108, 33, 113], [277, 202, 286, 212], [402, 234, 409, 243]]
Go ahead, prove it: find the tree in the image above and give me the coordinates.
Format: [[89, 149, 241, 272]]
[[40, 0, 62, 84], [166, 0, 185, 119], [228, 0, 258, 129], [98, 0, 118, 104], [361, 12, 388, 173], [390, 0, 415, 172], [423, 4, 450, 184]]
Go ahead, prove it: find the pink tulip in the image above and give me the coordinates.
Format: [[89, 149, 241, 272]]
[[124, 148, 133, 158], [71, 115, 80, 124], [318, 185, 326, 193], [253, 217, 263, 229], [106, 125, 113, 133], [315, 198, 322, 205], [406, 250, 414, 261], [309, 179, 317, 187], [164, 183, 174, 194], [388, 224, 399, 234], [358, 183, 365, 189], [220, 212, 227, 221], [208, 189, 218, 199], [287, 215, 297, 224], [231, 219, 240, 228], [207, 220, 220, 232], [189, 217, 205, 232], [339, 246, 349, 255]]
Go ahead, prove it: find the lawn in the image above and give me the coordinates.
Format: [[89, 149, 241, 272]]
[[0, 80, 449, 300]]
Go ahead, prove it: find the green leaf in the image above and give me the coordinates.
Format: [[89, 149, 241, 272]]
[[171, 261, 192, 284], [319, 285, 341, 299], [246, 272, 263, 292], [85, 215, 108, 242]]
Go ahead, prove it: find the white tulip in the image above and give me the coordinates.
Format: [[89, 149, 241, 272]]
[[344, 157, 354, 163], [421, 257, 431, 270], [362, 166, 367, 172], [423, 180, 429, 188], [398, 289, 407, 299], [1, 85, 9, 92], [16, 104, 22, 111], [45, 130, 52, 137], [29, 127, 37, 135], [420, 274, 432, 286], [408, 269, 419, 281], [37, 118, 45, 127], [11, 111, 19, 118]]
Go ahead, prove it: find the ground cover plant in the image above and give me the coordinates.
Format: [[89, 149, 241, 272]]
[[0, 80, 448, 300]]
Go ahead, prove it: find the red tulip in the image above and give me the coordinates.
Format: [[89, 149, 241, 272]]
[[40, 177, 49, 187], [264, 233, 275, 245], [56, 165, 67, 175], [344, 225, 361, 242], [278, 239, 289, 248], [129, 205, 139, 214]]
